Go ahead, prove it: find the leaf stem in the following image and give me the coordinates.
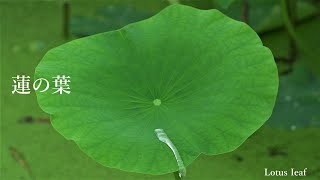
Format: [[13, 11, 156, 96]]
[[241, 0, 249, 24], [174, 171, 182, 180], [281, 0, 297, 41], [279, 0, 297, 75], [155, 129, 186, 179], [281, 0, 312, 56], [63, 1, 70, 39]]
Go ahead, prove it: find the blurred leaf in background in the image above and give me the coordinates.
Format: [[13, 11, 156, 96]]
[[71, 4, 154, 37], [220, 0, 319, 33], [215, 0, 235, 9], [262, 15, 320, 129], [1, 0, 320, 179]]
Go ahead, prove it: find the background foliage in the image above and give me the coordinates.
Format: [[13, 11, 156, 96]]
[[1, 0, 319, 179]]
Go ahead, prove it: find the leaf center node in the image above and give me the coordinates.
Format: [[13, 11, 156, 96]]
[[153, 99, 161, 106]]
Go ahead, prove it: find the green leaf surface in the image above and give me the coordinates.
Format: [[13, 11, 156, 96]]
[[35, 4, 278, 174]]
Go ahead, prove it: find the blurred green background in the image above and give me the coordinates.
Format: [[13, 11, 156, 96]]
[[0, 0, 319, 179]]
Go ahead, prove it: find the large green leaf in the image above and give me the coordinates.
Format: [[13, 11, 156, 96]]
[[35, 4, 278, 175]]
